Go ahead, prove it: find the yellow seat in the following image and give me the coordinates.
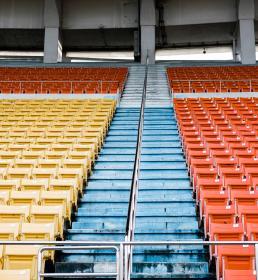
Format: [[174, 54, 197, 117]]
[[0, 191, 10, 205], [30, 205, 63, 238], [37, 159, 61, 169], [0, 180, 19, 192], [0, 205, 30, 223], [8, 144, 29, 152], [3, 245, 47, 280], [20, 179, 48, 192], [0, 223, 20, 240], [15, 139, 34, 145], [72, 144, 95, 161], [51, 144, 72, 152], [35, 138, 56, 145], [0, 159, 14, 168], [21, 151, 43, 160], [56, 138, 76, 145], [57, 168, 84, 192], [31, 168, 57, 180], [41, 190, 72, 221], [49, 179, 78, 205], [0, 151, 21, 160], [26, 132, 45, 139], [6, 168, 32, 180], [44, 151, 67, 160], [9, 191, 40, 206], [14, 159, 37, 169], [62, 159, 89, 178], [28, 144, 49, 152], [68, 151, 93, 166], [0, 269, 31, 280], [20, 223, 55, 241]]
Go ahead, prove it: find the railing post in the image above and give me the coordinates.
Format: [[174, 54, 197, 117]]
[[37, 247, 43, 280], [119, 243, 124, 280]]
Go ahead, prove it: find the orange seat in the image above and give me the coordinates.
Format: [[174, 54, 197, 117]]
[[224, 269, 256, 280], [216, 245, 255, 280]]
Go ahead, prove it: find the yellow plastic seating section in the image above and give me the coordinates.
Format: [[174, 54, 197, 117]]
[[0, 99, 116, 279]]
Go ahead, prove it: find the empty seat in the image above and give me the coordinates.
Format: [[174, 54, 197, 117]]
[[20, 223, 55, 241], [20, 179, 48, 192], [0, 270, 31, 280], [0, 223, 20, 240], [41, 190, 71, 220], [3, 245, 47, 280], [224, 269, 256, 280], [0, 205, 30, 223], [9, 191, 40, 206], [30, 205, 63, 238], [49, 179, 78, 205], [0, 180, 19, 191]]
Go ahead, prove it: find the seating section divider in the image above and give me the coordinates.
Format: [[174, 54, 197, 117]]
[[0, 98, 116, 280], [174, 97, 258, 280]]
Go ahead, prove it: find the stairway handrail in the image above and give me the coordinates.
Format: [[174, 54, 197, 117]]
[[124, 58, 148, 280]]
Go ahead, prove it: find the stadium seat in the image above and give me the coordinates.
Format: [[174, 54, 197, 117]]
[[20, 223, 55, 241], [0, 223, 20, 240], [0, 270, 31, 280], [224, 269, 256, 280], [9, 191, 40, 206], [0, 205, 30, 223], [3, 245, 47, 280], [30, 205, 63, 238]]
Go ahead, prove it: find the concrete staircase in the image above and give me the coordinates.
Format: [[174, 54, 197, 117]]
[[55, 64, 215, 280], [119, 65, 146, 108], [145, 65, 171, 108], [131, 107, 214, 279], [55, 107, 140, 274]]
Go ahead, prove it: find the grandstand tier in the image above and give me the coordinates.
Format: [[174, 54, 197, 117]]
[[0, 99, 116, 279], [0, 67, 128, 94], [168, 66, 258, 93], [174, 97, 258, 280]]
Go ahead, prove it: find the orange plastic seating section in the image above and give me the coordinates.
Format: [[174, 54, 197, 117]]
[[0, 67, 128, 94], [174, 97, 258, 280], [168, 66, 258, 93]]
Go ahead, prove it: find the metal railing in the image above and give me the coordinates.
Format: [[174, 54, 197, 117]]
[[124, 63, 147, 280], [0, 80, 122, 94], [170, 79, 258, 95], [1, 240, 258, 279]]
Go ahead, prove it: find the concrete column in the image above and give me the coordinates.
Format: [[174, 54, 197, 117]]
[[238, 0, 256, 65], [44, 27, 62, 63], [140, 0, 155, 64], [44, 0, 62, 63]]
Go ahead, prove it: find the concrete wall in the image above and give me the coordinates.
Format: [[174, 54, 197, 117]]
[[0, 0, 44, 28], [63, 0, 138, 29], [162, 0, 237, 26]]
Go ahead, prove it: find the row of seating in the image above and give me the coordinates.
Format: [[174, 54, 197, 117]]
[[0, 67, 128, 80], [174, 97, 258, 280], [0, 99, 116, 279], [168, 66, 258, 93], [0, 67, 128, 94]]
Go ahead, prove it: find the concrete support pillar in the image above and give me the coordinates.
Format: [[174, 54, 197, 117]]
[[44, 27, 62, 63], [44, 0, 62, 63], [140, 0, 155, 64], [237, 0, 256, 65]]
